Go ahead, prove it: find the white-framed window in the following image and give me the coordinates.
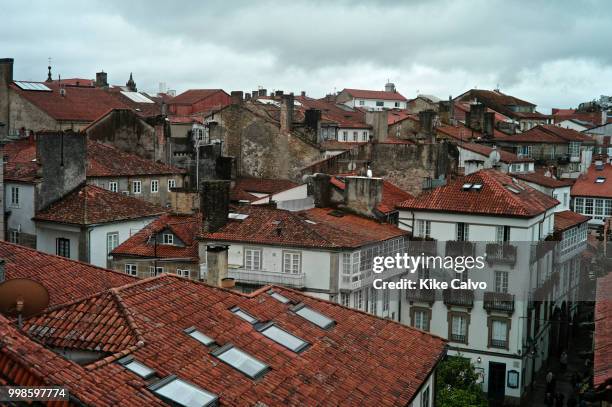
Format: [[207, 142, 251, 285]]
[[8, 230, 19, 244], [383, 289, 390, 312], [125, 264, 137, 276], [496, 226, 510, 242], [359, 100, 364, 106], [342, 131, 348, 141], [362, 131, 368, 141], [109, 181, 118, 193], [376, 101, 384, 107], [575, 197, 584, 213], [151, 180, 159, 193], [283, 251, 301, 274], [340, 293, 350, 307], [394, 102, 400, 108], [245, 248, 262, 270], [352, 131, 358, 141], [176, 269, 190, 278], [149, 266, 164, 276], [568, 142, 581, 158], [10, 186, 19, 207], [354, 290, 363, 310], [595, 199, 604, 216], [584, 198, 593, 215], [369, 287, 377, 314], [450, 314, 468, 343], [107, 232, 119, 254], [518, 145, 532, 158], [416, 220, 431, 238], [491, 319, 508, 348], [168, 179, 176, 191], [341, 252, 360, 283], [495, 271, 509, 293], [413, 309, 430, 331], [132, 180, 142, 194], [422, 386, 430, 407], [163, 233, 174, 245], [56, 238, 70, 258], [456, 223, 469, 241]]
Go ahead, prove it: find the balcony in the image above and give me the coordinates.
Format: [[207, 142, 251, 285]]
[[228, 268, 306, 288], [406, 289, 436, 304], [483, 291, 515, 314], [443, 289, 474, 308], [407, 239, 437, 256], [485, 243, 517, 266], [445, 241, 475, 257]]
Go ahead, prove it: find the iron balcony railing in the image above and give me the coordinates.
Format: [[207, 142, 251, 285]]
[[228, 268, 306, 288], [485, 243, 517, 266], [483, 291, 515, 314]]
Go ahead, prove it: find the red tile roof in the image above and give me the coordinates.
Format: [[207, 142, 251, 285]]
[[34, 184, 165, 225], [0, 241, 135, 308], [553, 210, 590, 233], [11, 82, 130, 122], [330, 176, 413, 214], [296, 96, 370, 129], [49, 78, 95, 87], [1, 138, 36, 162], [342, 88, 408, 101], [594, 272, 612, 389], [169, 89, 227, 105], [437, 123, 508, 141], [3, 162, 38, 183], [571, 163, 612, 198], [201, 205, 408, 249], [112, 213, 201, 261], [319, 140, 366, 151], [514, 172, 574, 188], [493, 125, 594, 144], [87, 140, 186, 177], [397, 169, 560, 218], [387, 110, 419, 125], [459, 142, 532, 164], [9, 275, 445, 406], [458, 89, 549, 120], [230, 177, 299, 202]]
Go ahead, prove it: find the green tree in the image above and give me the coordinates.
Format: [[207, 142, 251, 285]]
[[435, 356, 487, 407]]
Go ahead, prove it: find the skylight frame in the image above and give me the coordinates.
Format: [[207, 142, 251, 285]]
[[184, 326, 215, 346], [471, 183, 483, 191], [257, 322, 309, 353], [230, 306, 258, 324], [148, 375, 219, 407], [462, 183, 473, 190], [212, 344, 269, 379], [120, 90, 155, 104], [596, 177, 606, 184], [14, 81, 52, 92], [228, 213, 249, 220], [267, 289, 291, 304], [117, 355, 156, 379], [291, 303, 336, 330]]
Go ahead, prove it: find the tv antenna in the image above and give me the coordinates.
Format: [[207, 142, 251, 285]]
[[0, 278, 50, 328]]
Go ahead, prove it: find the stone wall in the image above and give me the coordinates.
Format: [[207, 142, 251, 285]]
[[9, 88, 58, 133], [110, 257, 199, 280]]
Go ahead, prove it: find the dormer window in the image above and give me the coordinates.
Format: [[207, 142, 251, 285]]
[[596, 176, 606, 184], [163, 233, 174, 245]]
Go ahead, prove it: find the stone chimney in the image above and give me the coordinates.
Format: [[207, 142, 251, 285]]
[[307, 173, 332, 208], [258, 89, 267, 97], [205, 245, 229, 287], [343, 176, 383, 217], [168, 188, 200, 214], [275, 90, 284, 98], [280, 93, 294, 134], [466, 103, 485, 131], [230, 91, 243, 106], [483, 112, 495, 138], [418, 109, 437, 140], [304, 108, 321, 141], [245, 92, 251, 101], [201, 180, 231, 233], [0, 259, 5, 283], [0, 58, 14, 139], [365, 110, 388, 142], [95, 71, 108, 88]]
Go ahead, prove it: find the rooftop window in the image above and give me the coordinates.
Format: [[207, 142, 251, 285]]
[[268, 290, 291, 304], [506, 185, 520, 194], [212, 344, 269, 379], [228, 213, 249, 220], [184, 327, 215, 346], [149, 375, 218, 407], [14, 81, 52, 92], [117, 356, 156, 379], [292, 303, 335, 329], [258, 323, 309, 353], [596, 177, 606, 184], [462, 183, 473, 190], [230, 307, 258, 324]]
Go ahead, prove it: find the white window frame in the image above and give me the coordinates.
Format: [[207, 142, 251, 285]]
[[107, 232, 119, 255], [176, 269, 190, 278], [10, 186, 19, 207], [167, 179, 176, 191], [282, 251, 301, 274], [125, 264, 137, 276], [495, 270, 509, 293], [132, 180, 142, 194], [244, 248, 262, 271], [163, 233, 174, 245], [151, 179, 159, 193], [416, 220, 431, 238], [109, 181, 118, 193]]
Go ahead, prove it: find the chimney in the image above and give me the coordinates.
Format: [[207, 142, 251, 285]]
[[467, 103, 485, 131], [245, 92, 251, 101], [343, 176, 383, 217], [0, 58, 14, 139], [258, 89, 267, 97], [301, 91, 306, 97], [418, 109, 437, 139], [205, 245, 229, 287], [201, 180, 231, 233], [95, 71, 108, 88], [230, 90, 243, 106], [0, 259, 5, 283], [275, 90, 284, 98], [365, 110, 389, 142], [304, 108, 321, 140], [483, 112, 495, 138], [280, 93, 294, 134], [307, 173, 332, 208], [252, 90, 259, 99]]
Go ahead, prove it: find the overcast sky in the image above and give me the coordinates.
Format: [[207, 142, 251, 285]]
[[3, 0, 611, 112]]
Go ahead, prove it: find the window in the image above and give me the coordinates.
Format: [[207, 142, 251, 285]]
[[149, 376, 218, 407], [10, 186, 19, 207], [151, 180, 159, 193], [568, 141, 581, 158], [259, 323, 309, 353], [163, 233, 174, 245], [354, 290, 363, 310], [184, 326, 215, 346], [213, 344, 269, 379], [518, 145, 532, 158], [495, 271, 509, 293], [268, 290, 291, 304], [283, 251, 301, 274], [496, 226, 511, 242], [489, 318, 509, 349], [595, 199, 604, 216], [352, 131, 358, 141], [176, 269, 190, 278], [107, 232, 119, 254], [292, 303, 335, 329], [584, 198, 593, 215], [455, 270, 468, 283], [575, 197, 584, 213], [376, 101, 384, 107], [456, 223, 469, 241], [412, 308, 430, 331], [340, 292, 350, 307], [422, 385, 430, 407], [383, 289, 390, 312], [342, 251, 360, 283], [394, 102, 400, 108], [359, 100, 365, 106], [416, 220, 431, 238], [149, 266, 164, 276], [245, 248, 262, 270], [125, 264, 137, 276], [449, 313, 469, 343], [56, 238, 70, 258], [342, 131, 348, 141], [230, 307, 258, 324], [596, 176, 606, 184], [132, 180, 142, 194], [109, 181, 118, 193], [8, 230, 19, 244], [118, 356, 156, 379], [362, 131, 368, 141], [167, 179, 176, 191]]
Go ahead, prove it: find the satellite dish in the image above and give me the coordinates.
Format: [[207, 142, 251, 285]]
[[489, 146, 501, 164], [0, 279, 50, 324]]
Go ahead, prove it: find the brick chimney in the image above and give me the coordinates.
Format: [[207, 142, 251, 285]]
[[307, 173, 332, 208], [0, 58, 14, 139], [343, 176, 383, 218], [95, 71, 108, 88], [201, 180, 230, 233], [280, 93, 294, 134], [365, 110, 388, 142]]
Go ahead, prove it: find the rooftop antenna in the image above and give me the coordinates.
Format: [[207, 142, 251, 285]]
[[46, 57, 52, 82], [0, 278, 50, 329]]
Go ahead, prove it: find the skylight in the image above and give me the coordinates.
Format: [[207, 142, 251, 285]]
[[120, 91, 154, 103], [259, 323, 309, 353], [14, 81, 52, 92], [230, 307, 258, 324], [292, 303, 335, 329], [471, 183, 483, 191], [213, 344, 269, 379], [268, 290, 291, 304], [117, 356, 156, 379], [184, 327, 215, 346], [462, 183, 473, 191], [505, 185, 520, 194], [149, 376, 218, 407], [596, 177, 606, 184], [228, 213, 249, 220]]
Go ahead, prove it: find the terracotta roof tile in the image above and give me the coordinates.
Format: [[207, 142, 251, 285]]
[[398, 169, 559, 218], [3, 161, 38, 183], [169, 89, 227, 105], [514, 172, 575, 188], [296, 96, 370, 129], [493, 125, 594, 144], [230, 177, 298, 202], [459, 142, 532, 164], [342, 88, 408, 102], [331, 176, 413, 214], [553, 210, 590, 233], [571, 163, 612, 199], [34, 184, 165, 225], [594, 272, 612, 388]]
